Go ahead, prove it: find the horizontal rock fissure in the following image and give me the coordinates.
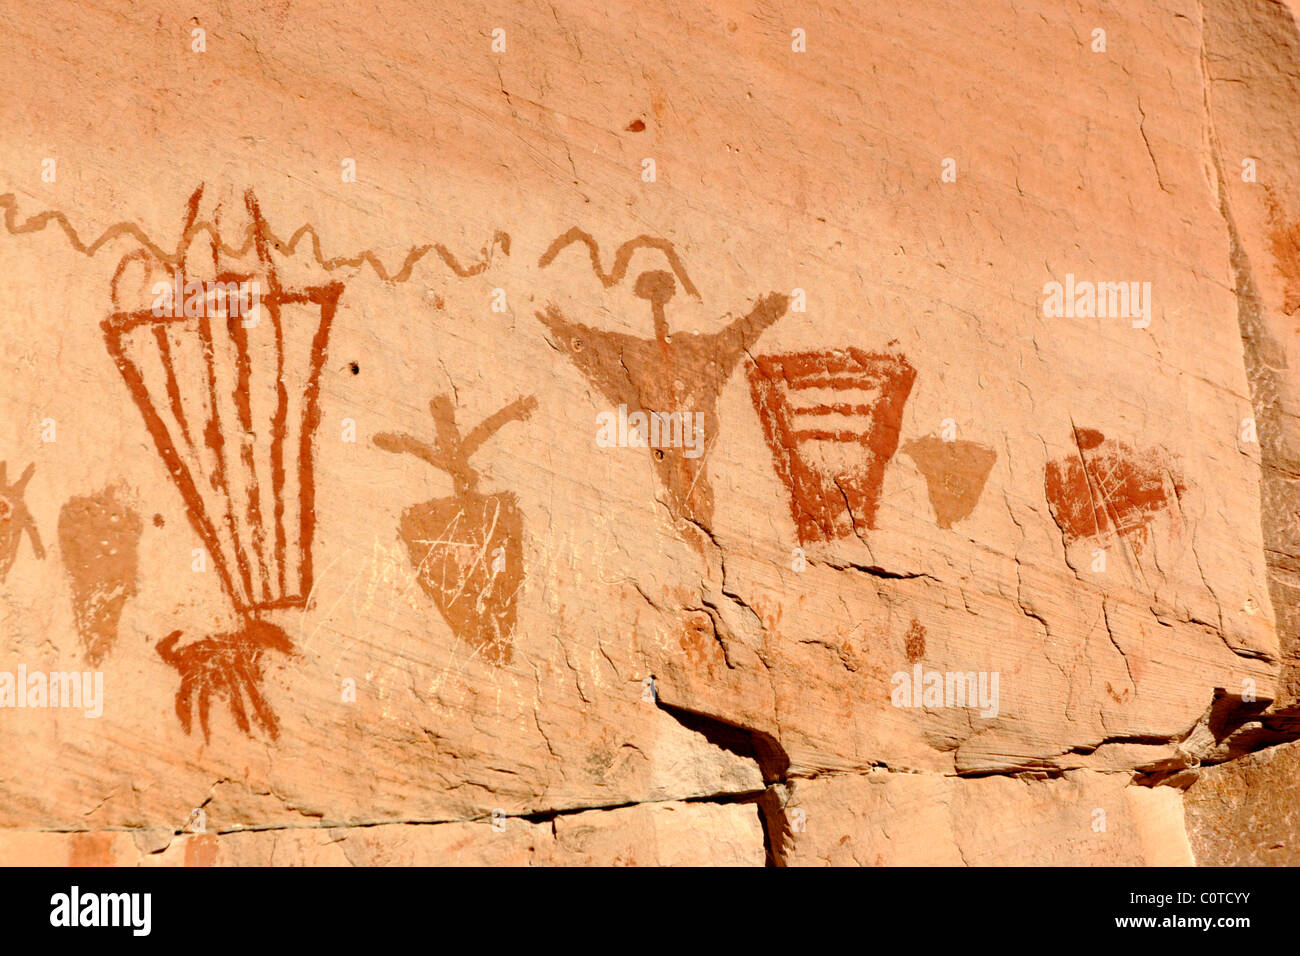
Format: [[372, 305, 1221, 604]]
[[813, 560, 938, 582]]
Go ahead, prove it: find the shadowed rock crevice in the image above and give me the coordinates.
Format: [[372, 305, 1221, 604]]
[[655, 700, 790, 784], [1201, 0, 1300, 702], [655, 699, 792, 864], [1184, 0, 1300, 861]]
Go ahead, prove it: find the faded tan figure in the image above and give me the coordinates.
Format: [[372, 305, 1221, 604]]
[[375, 394, 535, 665], [0, 461, 44, 581], [536, 230, 788, 547], [57, 486, 143, 664]]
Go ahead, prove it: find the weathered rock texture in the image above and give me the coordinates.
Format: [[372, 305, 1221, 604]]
[[0, 0, 1299, 865]]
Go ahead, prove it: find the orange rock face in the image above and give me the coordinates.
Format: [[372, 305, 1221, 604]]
[[1, 0, 1300, 867]]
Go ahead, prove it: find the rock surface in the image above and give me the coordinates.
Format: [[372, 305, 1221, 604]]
[[0, 0, 1298, 865]]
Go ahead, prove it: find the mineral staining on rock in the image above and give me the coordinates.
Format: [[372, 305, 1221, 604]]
[[1266, 192, 1300, 318]]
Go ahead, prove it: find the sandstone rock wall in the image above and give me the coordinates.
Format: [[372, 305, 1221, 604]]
[[0, 0, 1298, 865]]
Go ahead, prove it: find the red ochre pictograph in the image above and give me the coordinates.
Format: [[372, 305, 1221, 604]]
[[1044, 427, 1186, 555], [747, 346, 917, 543], [102, 185, 343, 740]]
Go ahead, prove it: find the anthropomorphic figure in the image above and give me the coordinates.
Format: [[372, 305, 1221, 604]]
[[0, 462, 44, 580], [375, 394, 535, 665], [537, 266, 787, 545]]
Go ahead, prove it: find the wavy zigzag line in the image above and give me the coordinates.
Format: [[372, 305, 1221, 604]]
[[537, 226, 701, 299], [0, 192, 510, 283]]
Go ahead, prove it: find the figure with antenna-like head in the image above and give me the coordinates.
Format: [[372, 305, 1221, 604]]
[[536, 229, 788, 548]]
